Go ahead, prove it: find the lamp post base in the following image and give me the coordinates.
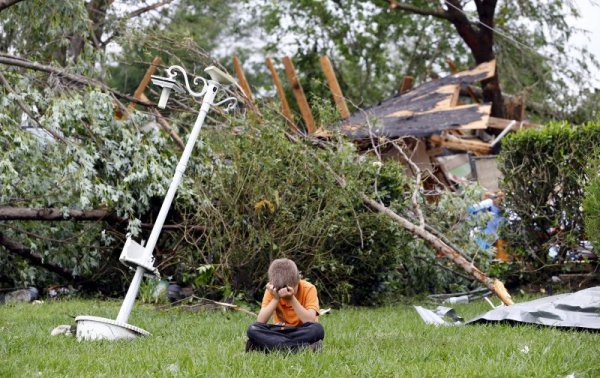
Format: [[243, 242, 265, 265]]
[[75, 315, 150, 341]]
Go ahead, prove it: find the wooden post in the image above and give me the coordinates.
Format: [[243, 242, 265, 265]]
[[445, 58, 458, 74], [134, 56, 161, 100], [282, 56, 315, 134], [399, 76, 414, 93], [233, 55, 254, 101], [266, 57, 297, 132], [119, 56, 162, 118], [319, 55, 350, 119]]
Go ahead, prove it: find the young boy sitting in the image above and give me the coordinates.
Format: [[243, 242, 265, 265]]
[[246, 258, 325, 352]]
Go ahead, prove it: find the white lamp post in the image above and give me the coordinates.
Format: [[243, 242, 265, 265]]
[[75, 65, 237, 341]]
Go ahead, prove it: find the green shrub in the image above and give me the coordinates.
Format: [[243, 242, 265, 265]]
[[498, 121, 600, 273], [583, 160, 600, 253]]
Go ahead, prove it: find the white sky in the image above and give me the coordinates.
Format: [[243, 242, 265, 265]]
[[571, 1, 600, 87]]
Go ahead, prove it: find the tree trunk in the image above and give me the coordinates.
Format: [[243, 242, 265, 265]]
[[445, 0, 505, 118]]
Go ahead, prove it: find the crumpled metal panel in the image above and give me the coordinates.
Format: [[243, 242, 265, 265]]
[[467, 286, 600, 330], [414, 306, 463, 326]]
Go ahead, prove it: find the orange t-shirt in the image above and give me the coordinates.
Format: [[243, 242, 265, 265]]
[[261, 279, 320, 326]]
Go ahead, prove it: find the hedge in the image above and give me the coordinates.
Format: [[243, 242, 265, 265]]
[[498, 121, 600, 273]]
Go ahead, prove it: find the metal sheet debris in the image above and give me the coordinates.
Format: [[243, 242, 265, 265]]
[[416, 287, 600, 331], [414, 306, 463, 326], [467, 286, 600, 330]]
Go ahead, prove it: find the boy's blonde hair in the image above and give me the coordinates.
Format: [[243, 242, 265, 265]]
[[268, 258, 300, 289]]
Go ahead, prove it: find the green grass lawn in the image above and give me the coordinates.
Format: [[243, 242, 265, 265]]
[[1, 297, 598, 377]]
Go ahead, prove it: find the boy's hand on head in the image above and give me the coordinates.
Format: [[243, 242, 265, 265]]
[[266, 283, 280, 299], [278, 286, 294, 300]]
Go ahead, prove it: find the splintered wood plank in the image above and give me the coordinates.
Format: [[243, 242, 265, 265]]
[[446, 58, 459, 74], [429, 134, 492, 155], [449, 84, 461, 107], [233, 55, 254, 101], [266, 57, 298, 132], [282, 56, 315, 133], [319, 55, 350, 119], [400, 76, 414, 93]]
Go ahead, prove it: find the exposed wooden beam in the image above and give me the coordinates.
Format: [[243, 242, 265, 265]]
[[319, 55, 350, 119], [233, 55, 254, 101], [0, 54, 153, 106], [282, 56, 315, 134], [265, 57, 298, 132], [487, 116, 539, 130], [133, 56, 161, 100], [429, 134, 491, 155]]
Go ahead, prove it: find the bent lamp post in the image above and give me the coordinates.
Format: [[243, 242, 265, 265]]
[[75, 65, 237, 341]]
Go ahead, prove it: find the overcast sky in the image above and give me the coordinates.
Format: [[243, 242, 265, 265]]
[[571, 1, 600, 86]]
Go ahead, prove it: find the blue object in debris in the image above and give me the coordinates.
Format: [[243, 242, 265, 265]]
[[468, 198, 504, 249]]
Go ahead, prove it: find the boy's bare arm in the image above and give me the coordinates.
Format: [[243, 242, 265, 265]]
[[256, 284, 279, 323], [279, 287, 318, 323]]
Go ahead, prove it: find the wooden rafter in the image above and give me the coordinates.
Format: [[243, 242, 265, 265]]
[[282, 56, 315, 134]]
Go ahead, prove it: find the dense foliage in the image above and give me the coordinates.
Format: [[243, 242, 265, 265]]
[[583, 159, 600, 254], [498, 121, 600, 277]]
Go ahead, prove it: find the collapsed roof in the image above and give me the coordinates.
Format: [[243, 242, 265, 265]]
[[337, 60, 496, 139]]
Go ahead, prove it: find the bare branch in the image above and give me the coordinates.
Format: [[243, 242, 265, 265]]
[[0, 207, 206, 232], [0, 0, 24, 12], [0, 232, 79, 281], [390, 139, 424, 228], [388, 0, 451, 20], [0, 207, 119, 222], [101, 0, 176, 46], [0, 54, 154, 107], [127, 0, 175, 19]]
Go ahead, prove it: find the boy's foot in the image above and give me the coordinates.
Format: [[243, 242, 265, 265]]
[[245, 339, 260, 352], [308, 339, 323, 352]]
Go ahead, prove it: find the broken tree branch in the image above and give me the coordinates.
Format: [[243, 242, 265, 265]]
[[127, 0, 175, 19], [308, 143, 512, 304], [0, 54, 153, 107], [361, 195, 513, 305], [390, 139, 424, 228], [0, 0, 24, 12], [362, 194, 513, 305], [0, 232, 79, 281], [388, 0, 451, 20], [0, 207, 205, 232]]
